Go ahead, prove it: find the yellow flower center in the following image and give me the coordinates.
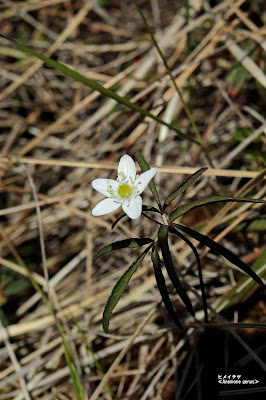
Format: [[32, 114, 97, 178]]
[[117, 183, 132, 198]]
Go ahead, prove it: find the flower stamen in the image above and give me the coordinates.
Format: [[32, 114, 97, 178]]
[[117, 183, 132, 198]]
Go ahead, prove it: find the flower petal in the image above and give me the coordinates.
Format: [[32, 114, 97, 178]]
[[135, 168, 158, 194], [92, 198, 121, 216], [118, 154, 136, 182], [92, 179, 119, 197], [122, 196, 142, 219]]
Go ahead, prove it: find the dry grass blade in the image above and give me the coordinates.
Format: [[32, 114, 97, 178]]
[[0, 321, 31, 400], [1, 0, 266, 398]]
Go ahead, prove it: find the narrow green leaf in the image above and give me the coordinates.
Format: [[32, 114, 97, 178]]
[[135, 152, 162, 210], [169, 226, 208, 323], [142, 205, 161, 213], [231, 217, 266, 233], [169, 196, 266, 222], [103, 243, 153, 333], [63, 344, 85, 400], [94, 237, 153, 262], [173, 223, 263, 285], [216, 249, 266, 312], [164, 167, 208, 210], [71, 315, 113, 398], [151, 245, 183, 328], [0, 35, 198, 144], [158, 225, 194, 315], [112, 205, 160, 229], [5, 279, 30, 296]]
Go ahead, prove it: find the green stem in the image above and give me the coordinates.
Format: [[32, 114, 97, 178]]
[[133, 0, 215, 167], [0, 34, 198, 145], [133, 1, 200, 142]]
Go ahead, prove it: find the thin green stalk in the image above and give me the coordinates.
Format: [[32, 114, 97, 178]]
[[133, 0, 214, 167], [71, 316, 114, 398], [185, 0, 193, 116], [0, 34, 198, 145], [0, 231, 85, 397], [5, 255, 86, 397]]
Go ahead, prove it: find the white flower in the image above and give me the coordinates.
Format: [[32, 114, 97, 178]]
[[91, 154, 158, 220]]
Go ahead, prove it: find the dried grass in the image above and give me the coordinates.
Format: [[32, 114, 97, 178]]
[[0, 0, 265, 399]]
